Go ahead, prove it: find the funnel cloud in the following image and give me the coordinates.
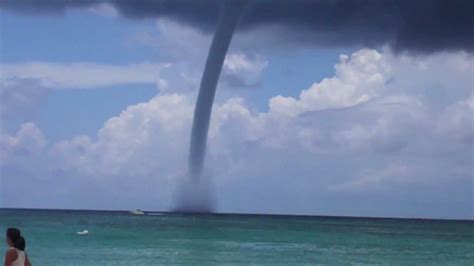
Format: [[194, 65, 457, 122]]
[[188, 1, 245, 180], [175, 1, 246, 212]]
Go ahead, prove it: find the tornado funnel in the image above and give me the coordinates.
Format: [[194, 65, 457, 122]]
[[189, 2, 244, 179], [175, 1, 245, 213]]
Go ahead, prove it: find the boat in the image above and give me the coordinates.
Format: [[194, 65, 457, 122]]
[[77, 230, 89, 235], [130, 209, 145, 215]]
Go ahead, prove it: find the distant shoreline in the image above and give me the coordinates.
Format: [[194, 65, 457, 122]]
[[1, 207, 472, 222]]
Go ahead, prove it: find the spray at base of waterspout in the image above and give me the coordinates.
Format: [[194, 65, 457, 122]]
[[173, 173, 216, 213]]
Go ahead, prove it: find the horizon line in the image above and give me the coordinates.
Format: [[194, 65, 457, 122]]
[[1, 207, 472, 222]]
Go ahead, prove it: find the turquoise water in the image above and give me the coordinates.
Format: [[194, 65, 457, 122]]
[[0, 209, 473, 265]]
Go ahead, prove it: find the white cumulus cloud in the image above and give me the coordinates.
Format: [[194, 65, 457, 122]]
[[0, 62, 168, 89]]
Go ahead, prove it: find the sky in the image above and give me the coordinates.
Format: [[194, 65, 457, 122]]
[[0, 2, 473, 219]]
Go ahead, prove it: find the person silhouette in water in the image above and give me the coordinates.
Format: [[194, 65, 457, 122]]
[[4, 228, 31, 266]]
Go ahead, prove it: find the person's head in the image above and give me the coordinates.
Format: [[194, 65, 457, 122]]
[[6, 228, 25, 251]]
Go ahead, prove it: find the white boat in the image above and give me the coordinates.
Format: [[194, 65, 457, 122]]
[[130, 209, 145, 215], [77, 230, 89, 235]]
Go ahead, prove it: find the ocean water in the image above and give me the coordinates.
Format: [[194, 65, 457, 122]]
[[0, 209, 473, 265]]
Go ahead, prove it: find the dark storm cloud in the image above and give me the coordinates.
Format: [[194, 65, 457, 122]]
[[243, 0, 474, 53], [0, 0, 472, 53]]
